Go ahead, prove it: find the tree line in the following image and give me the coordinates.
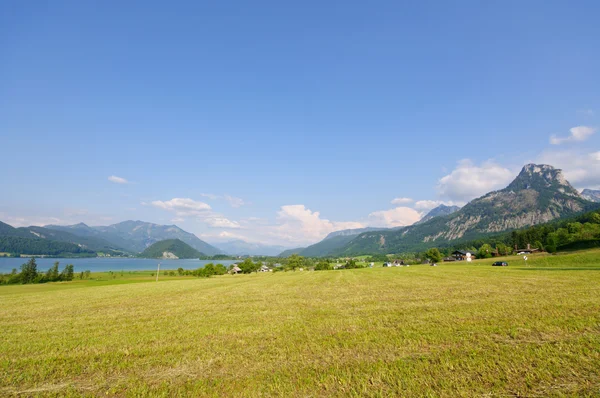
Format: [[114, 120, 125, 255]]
[[0, 259, 91, 285]]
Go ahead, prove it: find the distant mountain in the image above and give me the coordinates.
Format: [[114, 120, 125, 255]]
[[278, 247, 304, 257], [213, 240, 288, 256], [139, 239, 203, 259], [0, 221, 96, 256], [46, 220, 221, 255], [330, 164, 600, 256], [286, 227, 389, 257], [324, 227, 388, 240], [581, 189, 600, 202], [0, 221, 122, 254], [415, 204, 460, 225]]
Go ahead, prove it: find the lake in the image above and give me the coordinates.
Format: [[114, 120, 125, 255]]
[[0, 257, 238, 274]]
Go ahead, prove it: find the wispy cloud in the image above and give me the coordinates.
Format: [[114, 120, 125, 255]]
[[108, 175, 129, 184], [151, 198, 211, 216], [577, 109, 594, 116], [550, 126, 596, 145], [201, 193, 246, 208], [224, 195, 245, 208], [390, 197, 413, 205], [150, 198, 241, 228]]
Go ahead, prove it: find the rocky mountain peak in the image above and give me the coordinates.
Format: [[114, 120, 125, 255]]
[[506, 164, 579, 195], [581, 189, 600, 202]]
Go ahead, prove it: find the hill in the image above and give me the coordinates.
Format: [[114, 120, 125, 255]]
[[0, 221, 101, 256], [0, 236, 95, 256], [324, 227, 388, 239], [46, 221, 221, 255], [415, 204, 460, 225], [278, 247, 304, 257], [139, 239, 203, 259], [332, 164, 600, 255], [213, 240, 288, 256], [288, 205, 461, 257]]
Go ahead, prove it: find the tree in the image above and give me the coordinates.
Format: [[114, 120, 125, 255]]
[[214, 264, 227, 275], [46, 261, 60, 282], [286, 254, 304, 271], [203, 263, 216, 276], [496, 243, 510, 256], [60, 264, 74, 281], [478, 244, 493, 259], [177, 267, 184, 276], [315, 259, 332, 271], [20, 258, 38, 284], [239, 258, 259, 274], [425, 248, 442, 264]]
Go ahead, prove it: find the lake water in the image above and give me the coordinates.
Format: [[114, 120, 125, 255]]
[[0, 257, 238, 274]]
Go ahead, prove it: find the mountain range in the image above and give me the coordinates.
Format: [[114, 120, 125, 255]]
[[2, 164, 599, 258], [279, 204, 461, 257], [212, 240, 288, 256], [325, 164, 599, 256], [45, 221, 221, 255]]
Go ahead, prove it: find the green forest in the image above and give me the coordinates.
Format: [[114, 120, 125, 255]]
[[0, 236, 96, 257]]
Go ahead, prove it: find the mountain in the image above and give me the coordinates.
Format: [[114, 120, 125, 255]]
[[0, 221, 96, 256], [278, 247, 304, 257], [0, 221, 121, 255], [25, 226, 125, 252], [46, 220, 221, 255], [288, 227, 390, 257], [213, 240, 288, 256], [581, 189, 600, 202], [324, 227, 388, 239], [139, 239, 203, 259], [331, 164, 599, 255], [415, 205, 460, 225]]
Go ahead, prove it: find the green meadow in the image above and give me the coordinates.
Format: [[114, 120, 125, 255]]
[[1, 251, 600, 397]]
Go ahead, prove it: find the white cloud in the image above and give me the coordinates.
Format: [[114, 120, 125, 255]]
[[391, 197, 413, 205], [437, 159, 515, 202], [201, 193, 246, 207], [150, 198, 242, 229], [274, 205, 364, 244], [204, 217, 242, 229], [108, 175, 129, 184], [537, 149, 600, 189], [151, 198, 211, 216], [368, 207, 422, 228], [550, 126, 596, 145], [224, 195, 245, 208], [200, 193, 220, 200], [414, 200, 458, 211]]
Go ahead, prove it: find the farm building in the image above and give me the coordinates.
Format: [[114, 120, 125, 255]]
[[450, 250, 477, 261]]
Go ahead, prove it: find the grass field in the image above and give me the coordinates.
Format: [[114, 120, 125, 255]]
[[1, 251, 599, 397]]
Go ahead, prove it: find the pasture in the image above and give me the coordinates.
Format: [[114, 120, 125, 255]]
[[1, 250, 599, 397]]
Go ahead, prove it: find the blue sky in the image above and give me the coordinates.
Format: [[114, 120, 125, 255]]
[[1, 1, 599, 247]]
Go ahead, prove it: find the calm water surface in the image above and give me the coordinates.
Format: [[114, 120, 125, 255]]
[[0, 257, 237, 273]]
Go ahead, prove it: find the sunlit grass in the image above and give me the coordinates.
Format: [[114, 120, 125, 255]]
[[1, 250, 599, 396]]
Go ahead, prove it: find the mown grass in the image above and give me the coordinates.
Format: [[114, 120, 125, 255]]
[[1, 250, 599, 397]]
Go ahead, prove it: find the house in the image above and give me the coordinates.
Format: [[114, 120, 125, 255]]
[[230, 265, 242, 274], [451, 250, 477, 261], [259, 265, 272, 272], [515, 243, 541, 254]]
